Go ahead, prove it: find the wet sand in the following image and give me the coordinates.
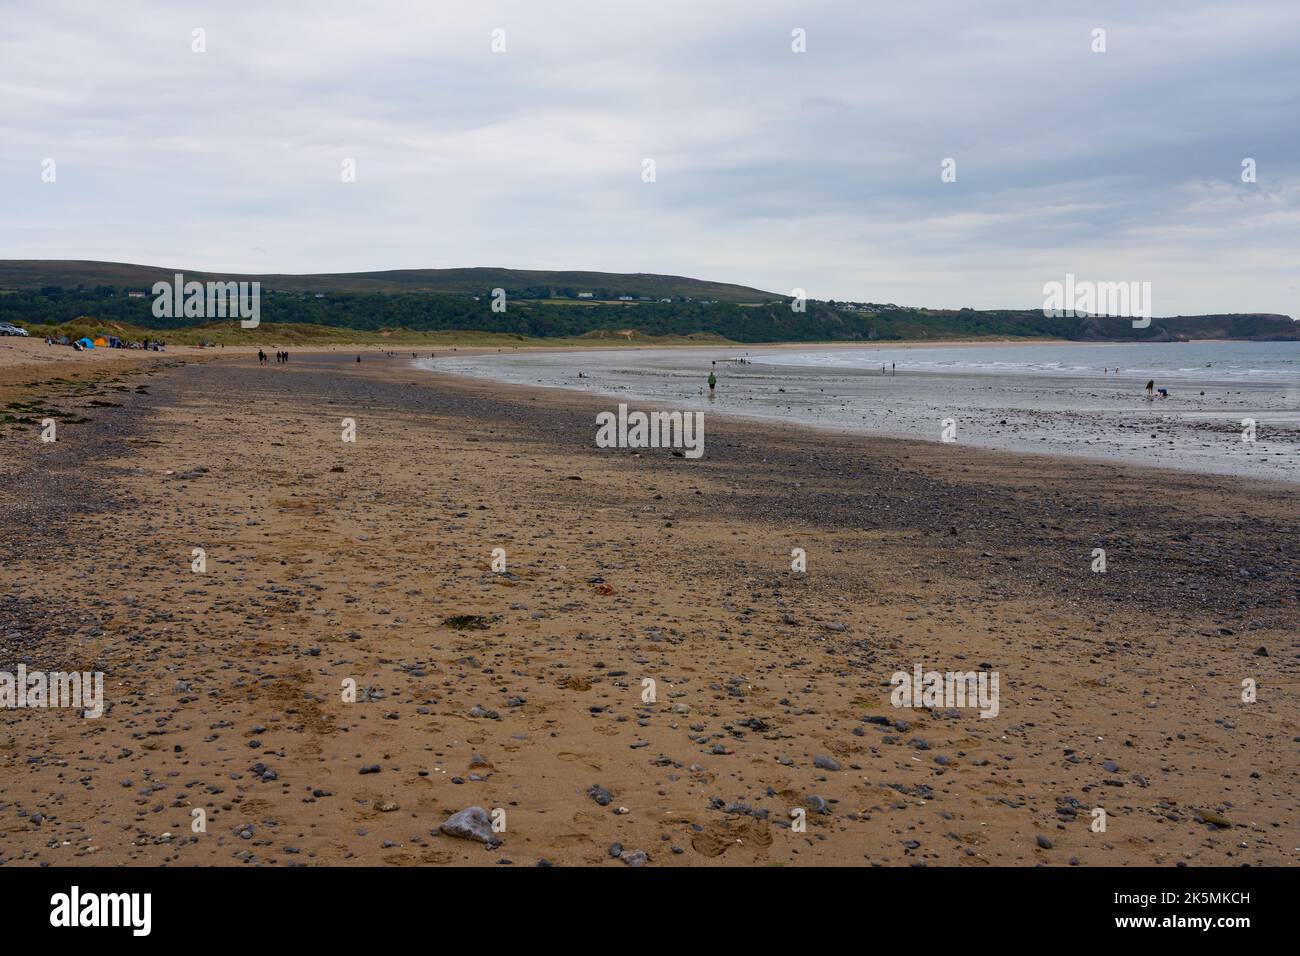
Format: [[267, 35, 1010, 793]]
[[425, 343, 1300, 484], [0, 351, 1295, 866]]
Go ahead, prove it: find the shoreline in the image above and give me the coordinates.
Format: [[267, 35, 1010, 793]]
[[7, 336, 1297, 484], [421, 362, 1300, 493], [415, 344, 1300, 485]]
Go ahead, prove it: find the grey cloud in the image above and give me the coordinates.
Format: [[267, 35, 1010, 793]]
[[0, 0, 1296, 314]]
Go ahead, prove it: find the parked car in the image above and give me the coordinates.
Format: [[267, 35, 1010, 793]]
[[0, 323, 30, 336]]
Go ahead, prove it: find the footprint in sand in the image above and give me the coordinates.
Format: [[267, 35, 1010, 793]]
[[691, 817, 773, 858]]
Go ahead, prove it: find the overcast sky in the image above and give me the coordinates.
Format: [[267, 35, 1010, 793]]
[[2, 0, 1297, 314]]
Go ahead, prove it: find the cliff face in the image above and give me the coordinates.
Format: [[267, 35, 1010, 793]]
[[1079, 317, 1179, 342], [1075, 313, 1299, 342]]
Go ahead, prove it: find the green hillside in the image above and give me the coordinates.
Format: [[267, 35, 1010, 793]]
[[0, 260, 778, 303], [2, 260, 1295, 343]]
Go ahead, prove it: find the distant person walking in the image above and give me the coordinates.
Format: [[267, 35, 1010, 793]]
[[707, 369, 717, 396], [1145, 379, 1155, 400]]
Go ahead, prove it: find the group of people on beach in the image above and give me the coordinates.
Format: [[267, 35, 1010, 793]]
[[257, 350, 290, 365], [701, 358, 1170, 405]]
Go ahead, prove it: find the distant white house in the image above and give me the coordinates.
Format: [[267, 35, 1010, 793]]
[[577, 292, 594, 298], [617, 295, 633, 301], [127, 291, 145, 298]]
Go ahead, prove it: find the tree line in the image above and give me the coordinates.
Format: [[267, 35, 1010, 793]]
[[1, 287, 1293, 342]]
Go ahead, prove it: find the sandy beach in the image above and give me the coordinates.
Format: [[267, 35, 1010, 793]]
[[0, 349, 1295, 867]]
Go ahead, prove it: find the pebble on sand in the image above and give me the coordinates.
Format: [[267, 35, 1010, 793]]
[[439, 807, 499, 846]]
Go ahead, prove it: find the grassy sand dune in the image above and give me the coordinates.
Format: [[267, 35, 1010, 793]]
[[17, 318, 736, 349]]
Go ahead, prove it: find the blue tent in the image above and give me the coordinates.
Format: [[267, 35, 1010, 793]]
[[77, 337, 94, 349]]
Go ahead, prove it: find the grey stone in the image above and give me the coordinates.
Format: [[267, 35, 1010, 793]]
[[438, 807, 499, 845]]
